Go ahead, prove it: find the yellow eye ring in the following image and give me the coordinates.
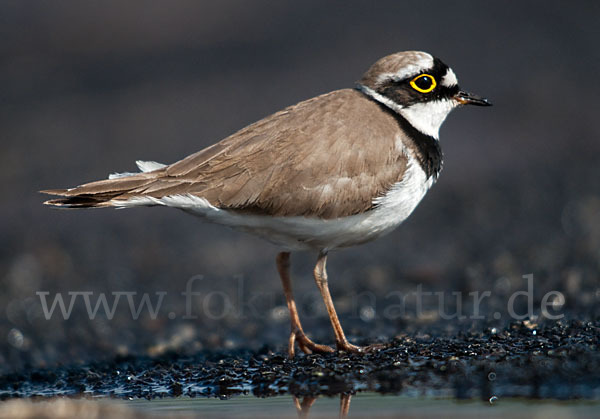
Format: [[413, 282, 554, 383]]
[[410, 74, 437, 93]]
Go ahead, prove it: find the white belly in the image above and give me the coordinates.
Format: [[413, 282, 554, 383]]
[[115, 155, 434, 251]]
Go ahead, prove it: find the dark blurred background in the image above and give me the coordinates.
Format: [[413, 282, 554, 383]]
[[1, 1, 599, 372]]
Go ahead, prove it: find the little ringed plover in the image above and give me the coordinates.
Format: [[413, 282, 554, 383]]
[[43, 51, 491, 357]]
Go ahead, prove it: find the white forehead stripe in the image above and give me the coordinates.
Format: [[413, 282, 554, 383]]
[[376, 53, 435, 84], [441, 68, 458, 87]]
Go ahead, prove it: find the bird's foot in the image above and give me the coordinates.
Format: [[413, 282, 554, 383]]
[[336, 340, 389, 354], [288, 328, 335, 358], [288, 331, 389, 357]]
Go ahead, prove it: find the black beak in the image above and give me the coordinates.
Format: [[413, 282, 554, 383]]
[[454, 91, 492, 106]]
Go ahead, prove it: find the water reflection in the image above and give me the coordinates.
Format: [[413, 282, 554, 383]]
[[121, 393, 600, 417], [293, 394, 351, 419]]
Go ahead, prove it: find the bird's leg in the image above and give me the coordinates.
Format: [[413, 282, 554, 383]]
[[313, 252, 389, 354], [339, 393, 352, 419], [312, 251, 363, 353], [292, 395, 318, 419], [276, 252, 334, 358]]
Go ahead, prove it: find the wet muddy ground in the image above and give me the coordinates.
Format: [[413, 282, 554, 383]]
[[1, 320, 598, 402]]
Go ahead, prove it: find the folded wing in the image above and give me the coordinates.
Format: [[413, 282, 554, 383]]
[[43, 89, 408, 219]]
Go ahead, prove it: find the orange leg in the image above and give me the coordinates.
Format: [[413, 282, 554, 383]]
[[339, 393, 352, 419], [312, 251, 362, 352], [292, 394, 351, 419], [276, 252, 334, 358], [292, 395, 318, 419]]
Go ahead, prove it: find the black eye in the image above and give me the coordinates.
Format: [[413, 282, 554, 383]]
[[410, 74, 437, 93]]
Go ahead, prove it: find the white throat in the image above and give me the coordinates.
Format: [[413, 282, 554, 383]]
[[357, 84, 457, 139], [399, 99, 456, 139]]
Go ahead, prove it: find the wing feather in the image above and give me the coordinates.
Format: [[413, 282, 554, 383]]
[[43, 89, 409, 218]]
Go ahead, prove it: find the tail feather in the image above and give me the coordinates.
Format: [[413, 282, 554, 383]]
[[136, 160, 166, 172], [42, 160, 168, 208], [108, 160, 167, 180], [43, 196, 115, 208]]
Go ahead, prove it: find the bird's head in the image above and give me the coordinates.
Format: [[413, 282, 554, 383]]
[[358, 51, 491, 139]]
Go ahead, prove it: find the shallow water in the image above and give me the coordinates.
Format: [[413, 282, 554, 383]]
[[127, 393, 600, 418], [1, 393, 599, 418]]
